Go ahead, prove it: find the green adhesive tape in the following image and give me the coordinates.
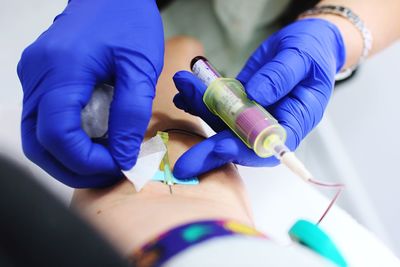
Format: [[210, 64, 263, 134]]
[[289, 220, 347, 267]]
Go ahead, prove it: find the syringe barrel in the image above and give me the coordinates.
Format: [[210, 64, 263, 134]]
[[191, 57, 287, 158], [205, 78, 286, 157]]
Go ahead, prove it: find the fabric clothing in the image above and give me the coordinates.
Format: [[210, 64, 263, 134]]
[[162, 0, 290, 77], [164, 236, 335, 267], [0, 155, 131, 267], [131, 219, 333, 267], [131, 220, 266, 267]]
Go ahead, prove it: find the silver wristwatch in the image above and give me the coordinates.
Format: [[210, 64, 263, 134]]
[[301, 5, 373, 81]]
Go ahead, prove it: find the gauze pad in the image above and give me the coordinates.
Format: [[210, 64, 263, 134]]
[[122, 135, 167, 192]]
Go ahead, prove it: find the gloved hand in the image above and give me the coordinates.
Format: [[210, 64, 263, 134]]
[[172, 18, 345, 179], [17, 0, 164, 188]]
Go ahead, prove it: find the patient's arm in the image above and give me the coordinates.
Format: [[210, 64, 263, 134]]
[[71, 37, 253, 256]]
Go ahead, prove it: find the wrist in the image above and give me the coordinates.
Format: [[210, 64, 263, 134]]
[[298, 5, 373, 80], [299, 14, 363, 70]]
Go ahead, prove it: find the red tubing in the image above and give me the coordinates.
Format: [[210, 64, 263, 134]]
[[307, 179, 345, 224]]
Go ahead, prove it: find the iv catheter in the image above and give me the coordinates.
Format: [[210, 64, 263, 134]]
[[191, 56, 314, 182], [157, 131, 174, 194]]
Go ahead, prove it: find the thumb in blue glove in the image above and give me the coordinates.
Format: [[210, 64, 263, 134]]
[[173, 71, 281, 178], [17, 0, 164, 188], [172, 18, 345, 179]]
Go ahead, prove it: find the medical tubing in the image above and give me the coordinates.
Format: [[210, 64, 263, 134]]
[[307, 179, 345, 224]]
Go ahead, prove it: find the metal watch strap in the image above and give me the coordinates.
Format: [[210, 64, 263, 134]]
[[301, 5, 373, 81]]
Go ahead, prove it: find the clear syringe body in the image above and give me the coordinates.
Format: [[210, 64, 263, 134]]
[[206, 78, 288, 158], [191, 56, 287, 158], [191, 56, 313, 181]]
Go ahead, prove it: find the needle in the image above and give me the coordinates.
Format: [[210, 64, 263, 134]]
[[164, 165, 174, 195], [168, 184, 173, 195]]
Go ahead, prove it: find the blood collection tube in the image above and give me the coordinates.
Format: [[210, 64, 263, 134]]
[[191, 56, 313, 181]]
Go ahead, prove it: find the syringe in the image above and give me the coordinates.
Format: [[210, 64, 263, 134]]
[[191, 56, 314, 181]]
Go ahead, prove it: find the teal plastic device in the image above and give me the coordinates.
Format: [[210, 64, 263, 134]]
[[289, 220, 347, 267]]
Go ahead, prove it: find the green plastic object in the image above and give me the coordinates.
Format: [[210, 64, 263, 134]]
[[203, 78, 287, 158], [289, 219, 347, 267]]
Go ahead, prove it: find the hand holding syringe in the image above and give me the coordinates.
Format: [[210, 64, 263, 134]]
[[176, 56, 344, 223], [189, 56, 313, 182]]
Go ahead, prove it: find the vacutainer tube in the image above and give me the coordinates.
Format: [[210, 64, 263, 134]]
[[191, 56, 313, 181]]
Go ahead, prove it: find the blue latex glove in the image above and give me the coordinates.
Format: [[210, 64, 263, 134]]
[[17, 0, 164, 188], [172, 18, 345, 179]]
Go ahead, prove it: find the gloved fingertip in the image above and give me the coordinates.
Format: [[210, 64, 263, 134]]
[[16, 61, 23, 80], [173, 70, 196, 82], [281, 124, 301, 152], [235, 76, 246, 85], [119, 160, 137, 172], [172, 167, 188, 180], [236, 69, 251, 85], [172, 93, 185, 109], [173, 70, 207, 94], [245, 79, 273, 107], [114, 148, 139, 171], [173, 143, 224, 179], [213, 139, 239, 162], [173, 157, 196, 179]]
